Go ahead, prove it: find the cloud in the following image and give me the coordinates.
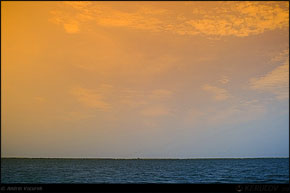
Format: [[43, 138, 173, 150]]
[[70, 85, 174, 114], [120, 89, 148, 108], [219, 76, 229, 84], [50, 1, 289, 37], [202, 84, 230, 101], [149, 89, 173, 99], [63, 21, 80, 34], [49, 4, 93, 34], [250, 48, 289, 100], [96, 9, 164, 32], [271, 48, 289, 63], [184, 99, 266, 127], [63, 1, 93, 10], [117, 88, 174, 115], [120, 88, 173, 107], [249, 62, 289, 100], [208, 99, 266, 125], [50, 2, 165, 34], [141, 106, 171, 117], [186, 2, 289, 37], [71, 86, 112, 111]]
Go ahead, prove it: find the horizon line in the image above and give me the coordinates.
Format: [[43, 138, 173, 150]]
[[2, 156, 289, 160]]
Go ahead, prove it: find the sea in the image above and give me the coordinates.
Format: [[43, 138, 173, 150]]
[[1, 158, 289, 183]]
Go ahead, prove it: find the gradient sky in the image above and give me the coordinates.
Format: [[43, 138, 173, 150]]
[[2, 1, 289, 158]]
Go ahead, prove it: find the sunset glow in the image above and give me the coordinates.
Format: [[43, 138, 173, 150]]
[[2, 1, 289, 158]]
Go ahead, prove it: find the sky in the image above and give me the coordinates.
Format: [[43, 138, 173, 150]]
[[1, 1, 289, 158]]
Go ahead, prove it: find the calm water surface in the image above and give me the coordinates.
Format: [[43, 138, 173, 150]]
[[1, 158, 289, 183]]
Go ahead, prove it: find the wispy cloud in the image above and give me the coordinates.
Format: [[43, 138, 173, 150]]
[[118, 88, 174, 117], [250, 49, 289, 100], [70, 85, 174, 114], [184, 99, 266, 127], [219, 76, 229, 84], [202, 84, 230, 101], [120, 89, 148, 108], [250, 62, 289, 100], [149, 89, 173, 99], [63, 21, 80, 34], [50, 1, 288, 38], [71, 86, 112, 111], [271, 48, 289, 63], [186, 2, 289, 37], [208, 99, 266, 125], [49, 11, 81, 34]]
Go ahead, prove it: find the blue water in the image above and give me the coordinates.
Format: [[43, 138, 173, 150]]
[[1, 158, 289, 183]]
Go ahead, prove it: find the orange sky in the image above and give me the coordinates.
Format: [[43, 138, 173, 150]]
[[2, 1, 289, 158]]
